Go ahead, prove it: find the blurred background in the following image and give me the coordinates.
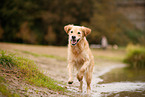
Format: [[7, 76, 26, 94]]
[[0, 1, 145, 96], [0, 0, 145, 46]]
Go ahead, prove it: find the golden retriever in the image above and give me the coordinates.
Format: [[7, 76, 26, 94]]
[[64, 24, 94, 94]]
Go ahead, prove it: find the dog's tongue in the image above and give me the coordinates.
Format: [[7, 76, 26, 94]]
[[72, 40, 77, 44]]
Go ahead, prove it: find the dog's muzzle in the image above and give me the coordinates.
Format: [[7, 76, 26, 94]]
[[71, 36, 80, 46]]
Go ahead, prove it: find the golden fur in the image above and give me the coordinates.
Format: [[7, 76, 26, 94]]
[[64, 24, 94, 94]]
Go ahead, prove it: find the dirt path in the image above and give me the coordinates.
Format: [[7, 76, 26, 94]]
[[0, 43, 126, 96]]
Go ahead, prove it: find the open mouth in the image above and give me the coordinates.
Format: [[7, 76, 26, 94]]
[[71, 38, 80, 46]]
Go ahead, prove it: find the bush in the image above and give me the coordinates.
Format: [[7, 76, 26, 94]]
[[124, 44, 145, 68]]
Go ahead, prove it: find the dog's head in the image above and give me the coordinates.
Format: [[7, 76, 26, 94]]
[[64, 24, 91, 46]]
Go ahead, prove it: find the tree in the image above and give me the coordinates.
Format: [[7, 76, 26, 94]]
[[0, 0, 94, 45]]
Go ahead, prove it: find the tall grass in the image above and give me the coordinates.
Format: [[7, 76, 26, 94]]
[[0, 50, 66, 92], [124, 44, 145, 68]]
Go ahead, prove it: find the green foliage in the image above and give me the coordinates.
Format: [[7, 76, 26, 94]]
[[86, 0, 145, 45], [0, 0, 93, 45], [0, 50, 16, 68], [0, 0, 144, 45], [0, 50, 66, 92], [124, 44, 145, 68]]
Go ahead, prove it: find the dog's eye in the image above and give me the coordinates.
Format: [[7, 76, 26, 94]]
[[71, 31, 73, 33], [78, 32, 81, 34]]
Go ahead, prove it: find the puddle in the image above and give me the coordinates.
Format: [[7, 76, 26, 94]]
[[94, 82, 145, 97], [94, 66, 145, 97], [65, 64, 145, 97], [99, 67, 145, 83]]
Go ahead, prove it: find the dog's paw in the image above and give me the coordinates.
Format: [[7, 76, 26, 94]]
[[78, 88, 83, 93], [87, 89, 91, 94], [68, 81, 73, 84], [77, 73, 83, 81]]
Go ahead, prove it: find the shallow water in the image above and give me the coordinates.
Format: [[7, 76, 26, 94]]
[[66, 64, 145, 97], [95, 66, 145, 97], [99, 67, 145, 83]]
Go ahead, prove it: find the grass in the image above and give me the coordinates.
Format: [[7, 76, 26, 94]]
[[124, 44, 145, 68], [41, 54, 66, 61], [93, 48, 125, 62], [0, 76, 20, 97], [94, 55, 124, 62], [0, 50, 66, 94], [19, 50, 40, 57], [14, 49, 66, 61]]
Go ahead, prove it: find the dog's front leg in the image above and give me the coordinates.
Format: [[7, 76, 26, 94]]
[[67, 63, 74, 84], [77, 60, 90, 81]]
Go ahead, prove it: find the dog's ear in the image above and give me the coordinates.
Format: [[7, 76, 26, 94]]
[[82, 27, 91, 36], [64, 24, 73, 34]]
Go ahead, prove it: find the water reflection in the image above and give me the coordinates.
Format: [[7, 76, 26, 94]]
[[99, 67, 145, 83], [97, 67, 145, 97]]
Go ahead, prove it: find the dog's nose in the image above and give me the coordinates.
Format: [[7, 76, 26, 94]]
[[72, 36, 76, 39]]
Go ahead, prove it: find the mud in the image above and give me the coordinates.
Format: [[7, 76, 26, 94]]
[[1, 43, 145, 97]]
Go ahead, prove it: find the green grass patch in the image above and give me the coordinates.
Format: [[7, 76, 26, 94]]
[[0, 76, 20, 97], [41, 54, 66, 61], [124, 44, 145, 68], [94, 55, 124, 62], [0, 50, 66, 92], [14, 49, 66, 61], [0, 50, 16, 68], [20, 50, 40, 57]]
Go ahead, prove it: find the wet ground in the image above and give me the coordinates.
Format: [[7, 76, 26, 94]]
[[66, 64, 145, 97], [97, 67, 145, 97], [0, 43, 145, 97]]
